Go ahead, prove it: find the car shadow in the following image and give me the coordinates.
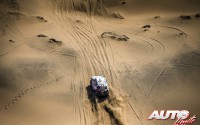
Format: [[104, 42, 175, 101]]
[[97, 96, 107, 103], [86, 85, 98, 112]]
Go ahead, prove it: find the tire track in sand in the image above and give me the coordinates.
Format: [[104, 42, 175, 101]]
[[0, 75, 63, 111], [50, 0, 128, 125]]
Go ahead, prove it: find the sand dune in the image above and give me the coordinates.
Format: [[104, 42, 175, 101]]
[[0, 0, 200, 125]]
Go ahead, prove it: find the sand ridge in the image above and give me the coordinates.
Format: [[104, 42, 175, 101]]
[[0, 0, 200, 125]]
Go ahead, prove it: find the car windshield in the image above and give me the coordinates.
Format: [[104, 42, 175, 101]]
[[97, 85, 107, 91]]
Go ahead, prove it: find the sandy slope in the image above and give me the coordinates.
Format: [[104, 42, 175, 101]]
[[0, 0, 200, 125]]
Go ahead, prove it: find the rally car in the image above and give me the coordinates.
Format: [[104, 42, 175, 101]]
[[90, 76, 109, 97]]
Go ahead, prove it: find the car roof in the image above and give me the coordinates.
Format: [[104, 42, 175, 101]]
[[92, 76, 108, 86]]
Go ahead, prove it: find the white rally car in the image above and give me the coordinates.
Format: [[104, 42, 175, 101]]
[[90, 76, 109, 97]]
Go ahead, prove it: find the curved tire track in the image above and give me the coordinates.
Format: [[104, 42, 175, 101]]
[[0, 75, 63, 111]]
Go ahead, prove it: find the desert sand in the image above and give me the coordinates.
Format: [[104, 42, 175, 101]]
[[0, 0, 200, 125]]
